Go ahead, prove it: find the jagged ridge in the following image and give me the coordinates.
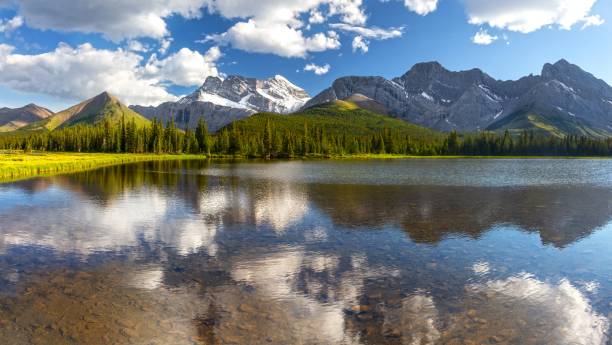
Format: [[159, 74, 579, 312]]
[[131, 75, 310, 132], [305, 59, 612, 138]]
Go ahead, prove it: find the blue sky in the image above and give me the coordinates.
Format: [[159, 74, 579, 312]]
[[0, 0, 610, 111]]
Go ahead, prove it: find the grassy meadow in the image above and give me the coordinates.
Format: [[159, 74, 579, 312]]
[[0, 152, 206, 183]]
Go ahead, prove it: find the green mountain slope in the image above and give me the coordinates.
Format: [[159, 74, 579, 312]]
[[226, 100, 443, 142], [487, 110, 611, 138], [22, 92, 150, 132]]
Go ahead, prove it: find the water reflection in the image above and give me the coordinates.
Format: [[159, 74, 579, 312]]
[[309, 184, 612, 247], [0, 159, 610, 344], [455, 273, 609, 345]]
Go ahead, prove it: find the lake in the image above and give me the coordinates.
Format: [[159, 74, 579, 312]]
[[0, 159, 610, 345]]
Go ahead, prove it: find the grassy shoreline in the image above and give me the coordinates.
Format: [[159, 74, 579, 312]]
[[1, 152, 610, 183], [0, 152, 206, 183]]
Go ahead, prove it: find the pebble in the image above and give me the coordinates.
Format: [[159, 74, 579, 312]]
[[237, 303, 255, 313], [489, 335, 504, 343], [350, 305, 370, 313], [383, 328, 401, 338]]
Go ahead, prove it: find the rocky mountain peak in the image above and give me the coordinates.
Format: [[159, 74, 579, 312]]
[[201, 76, 223, 91], [542, 59, 581, 80], [90, 91, 117, 104], [180, 74, 309, 114], [394, 61, 491, 94], [409, 61, 446, 74], [541, 59, 612, 99]]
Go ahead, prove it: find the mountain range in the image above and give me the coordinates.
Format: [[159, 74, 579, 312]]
[[305, 59, 612, 137], [0, 104, 54, 132], [131, 75, 310, 132], [2, 59, 612, 138]]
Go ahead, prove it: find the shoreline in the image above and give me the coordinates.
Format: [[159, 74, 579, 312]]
[[1, 152, 611, 183], [0, 152, 207, 183]]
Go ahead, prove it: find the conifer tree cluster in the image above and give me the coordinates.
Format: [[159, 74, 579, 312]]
[[2, 115, 612, 157]]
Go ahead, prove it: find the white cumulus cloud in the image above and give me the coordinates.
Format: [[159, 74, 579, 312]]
[[159, 37, 173, 55], [304, 63, 331, 75], [352, 36, 369, 53], [206, 20, 340, 58], [329, 23, 404, 39], [472, 29, 498, 45], [126, 40, 150, 53], [582, 14, 605, 29], [0, 15, 22, 34], [309, 9, 326, 24], [404, 0, 438, 15], [145, 46, 221, 87], [465, 0, 603, 33], [2, 0, 212, 41], [0, 43, 222, 106], [203, 0, 371, 57]]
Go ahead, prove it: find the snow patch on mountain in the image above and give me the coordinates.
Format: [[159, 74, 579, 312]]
[[421, 92, 434, 102], [184, 90, 250, 110], [493, 110, 503, 119]]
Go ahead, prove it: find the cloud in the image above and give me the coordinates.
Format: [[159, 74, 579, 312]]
[[0, 15, 22, 34], [352, 36, 368, 53], [158, 37, 173, 55], [206, 20, 340, 58], [465, 0, 603, 33], [4, 0, 212, 41], [327, 0, 367, 25], [582, 14, 604, 29], [203, 0, 368, 57], [472, 29, 498, 45], [309, 9, 326, 24], [145, 46, 221, 87], [404, 0, 438, 15], [329, 23, 404, 39], [126, 40, 149, 53], [304, 63, 331, 75], [465, 274, 609, 345], [0, 42, 222, 106], [207, 0, 365, 26]]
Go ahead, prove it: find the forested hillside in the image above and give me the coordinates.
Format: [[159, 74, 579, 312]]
[[1, 101, 612, 157]]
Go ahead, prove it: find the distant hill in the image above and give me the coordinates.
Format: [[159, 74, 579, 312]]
[[23, 92, 150, 132], [0, 104, 54, 132], [224, 99, 443, 142], [486, 109, 611, 138]]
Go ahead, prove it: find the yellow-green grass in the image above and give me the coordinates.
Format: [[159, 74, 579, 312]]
[[0, 152, 206, 183]]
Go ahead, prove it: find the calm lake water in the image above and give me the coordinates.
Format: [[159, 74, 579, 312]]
[[0, 159, 611, 345]]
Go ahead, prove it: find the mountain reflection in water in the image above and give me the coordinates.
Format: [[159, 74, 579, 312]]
[[0, 159, 610, 345]]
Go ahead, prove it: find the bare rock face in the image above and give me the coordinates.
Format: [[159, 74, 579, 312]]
[[131, 75, 310, 132], [304, 60, 612, 135], [130, 102, 254, 133]]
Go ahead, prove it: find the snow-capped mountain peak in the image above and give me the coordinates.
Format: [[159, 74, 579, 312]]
[[179, 75, 310, 114]]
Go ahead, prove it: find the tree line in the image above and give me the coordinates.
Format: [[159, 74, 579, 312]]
[[1, 116, 612, 157]]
